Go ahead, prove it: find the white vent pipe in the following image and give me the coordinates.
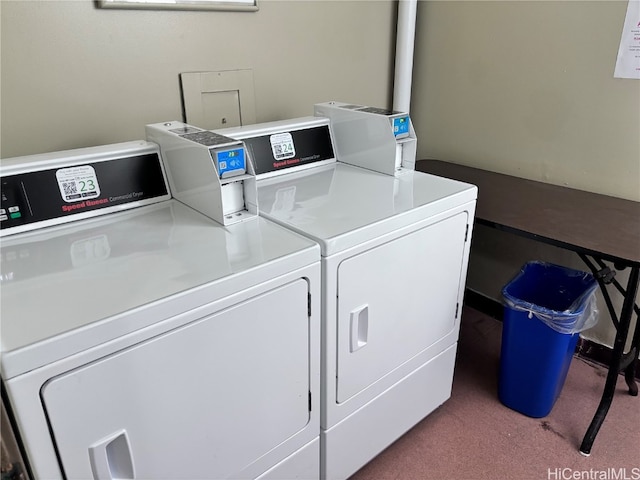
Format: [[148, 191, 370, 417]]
[[393, 0, 418, 113]]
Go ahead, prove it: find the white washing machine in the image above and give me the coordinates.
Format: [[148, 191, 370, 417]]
[[211, 106, 478, 480], [0, 141, 321, 479]]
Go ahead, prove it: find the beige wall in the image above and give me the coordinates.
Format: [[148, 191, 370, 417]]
[[413, 1, 640, 347], [413, 0, 639, 201], [0, 0, 396, 157]]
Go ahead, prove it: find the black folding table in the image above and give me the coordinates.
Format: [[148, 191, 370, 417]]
[[416, 159, 640, 455]]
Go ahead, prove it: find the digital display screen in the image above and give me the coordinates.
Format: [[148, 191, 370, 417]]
[[216, 148, 246, 178], [393, 116, 410, 137]]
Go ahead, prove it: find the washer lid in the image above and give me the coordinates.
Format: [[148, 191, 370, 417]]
[[0, 200, 318, 378], [256, 163, 477, 256]]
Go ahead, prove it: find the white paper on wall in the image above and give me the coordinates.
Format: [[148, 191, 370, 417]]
[[614, 0, 640, 79]]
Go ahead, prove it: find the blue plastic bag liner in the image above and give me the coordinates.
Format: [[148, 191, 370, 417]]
[[502, 261, 598, 334]]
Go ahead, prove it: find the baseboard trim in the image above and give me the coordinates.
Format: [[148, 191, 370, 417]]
[[464, 289, 503, 321], [463, 288, 640, 380], [575, 339, 640, 380]]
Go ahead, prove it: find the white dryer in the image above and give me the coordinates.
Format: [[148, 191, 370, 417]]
[[213, 110, 478, 479], [0, 141, 321, 479]]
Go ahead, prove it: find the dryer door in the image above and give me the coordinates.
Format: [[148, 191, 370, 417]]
[[41, 279, 311, 479], [336, 212, 468, 403]]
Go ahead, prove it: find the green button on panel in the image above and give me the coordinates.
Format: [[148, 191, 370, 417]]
[[10, 212, 22, 219]]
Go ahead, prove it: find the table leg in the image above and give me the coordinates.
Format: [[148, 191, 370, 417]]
[[624, 360, 638, 396], [622, 312, 640, 396], [579, 266, 639, 455]]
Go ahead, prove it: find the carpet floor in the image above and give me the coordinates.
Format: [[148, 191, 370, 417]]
[[349, 307, 640, 480]]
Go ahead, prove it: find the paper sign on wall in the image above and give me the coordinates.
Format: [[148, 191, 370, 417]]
[[614, 0, 640, 79]]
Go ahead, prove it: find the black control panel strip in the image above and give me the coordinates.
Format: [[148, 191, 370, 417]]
[[1, 153, 169, 234], [243, 125, 335, 175]]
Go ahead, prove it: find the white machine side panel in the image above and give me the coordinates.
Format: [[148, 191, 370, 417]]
[[41, 279, 310, 480], [336, 212, 468, 403]]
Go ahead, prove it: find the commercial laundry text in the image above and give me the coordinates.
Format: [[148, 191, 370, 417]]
[[61, 191, 144, 212], [273, 158, 301, 169]]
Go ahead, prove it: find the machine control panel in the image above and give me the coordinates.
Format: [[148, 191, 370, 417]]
[[145, 121, 258, 226], [242, 124, 334, 176], [314, 101, 417, 175], [337, 105, 411, 139], [1, 181, 28, 227], [213, 147, 246, 179], [0, 145, 170, 237], [178, 130, 247, 179], [392, 116, 410, 138]]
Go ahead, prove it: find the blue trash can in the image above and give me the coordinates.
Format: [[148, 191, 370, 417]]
[[498, 261, 598, 418]]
